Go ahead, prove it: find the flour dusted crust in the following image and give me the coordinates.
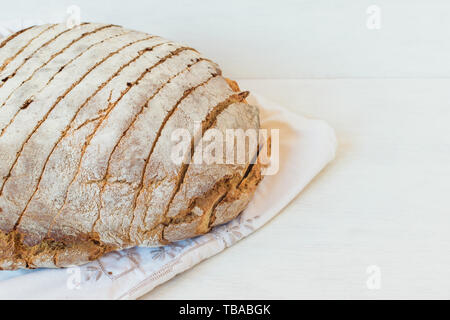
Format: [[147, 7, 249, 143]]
[[0, 23, 264, 269]]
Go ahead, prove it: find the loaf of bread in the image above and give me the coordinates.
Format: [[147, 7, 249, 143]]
[[0, 23, 264, 269]]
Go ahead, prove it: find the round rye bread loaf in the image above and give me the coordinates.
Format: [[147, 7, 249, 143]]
[[0, 23, 263, 269]]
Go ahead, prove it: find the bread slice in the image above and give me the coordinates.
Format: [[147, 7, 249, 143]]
[[0, 23, 264, 269]]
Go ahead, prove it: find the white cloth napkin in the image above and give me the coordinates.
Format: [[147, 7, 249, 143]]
[[0, 23, 337, 299]]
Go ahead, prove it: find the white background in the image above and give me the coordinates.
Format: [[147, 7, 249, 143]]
[[2, 0, 450, 78], [1, 0, 450, 299]]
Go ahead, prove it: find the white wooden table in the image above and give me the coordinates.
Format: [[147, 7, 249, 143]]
[[141, 78, 450, 299]]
